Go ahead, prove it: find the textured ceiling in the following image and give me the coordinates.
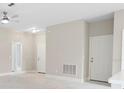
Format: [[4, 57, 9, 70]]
[[0, 3, 123, 31]]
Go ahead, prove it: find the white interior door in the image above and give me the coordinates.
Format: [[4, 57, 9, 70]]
[[89, 35, 113, 82], [36, 33, 46, 73], [12, 42, 22, 72]]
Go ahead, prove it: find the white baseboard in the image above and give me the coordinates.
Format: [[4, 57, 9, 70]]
[[0, 70, 37, 77], [22, 70, 37, 73], [46, 74, 84, 83], [0, 71, 25, 76]]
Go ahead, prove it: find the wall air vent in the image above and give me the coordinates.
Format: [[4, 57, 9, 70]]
[[63, 64, 76, 75]]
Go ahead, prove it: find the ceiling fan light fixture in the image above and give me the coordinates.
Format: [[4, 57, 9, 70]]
[[1, 17, 9, 24]]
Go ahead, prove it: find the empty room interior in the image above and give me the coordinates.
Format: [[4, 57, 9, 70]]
[[0, 3, 124, 89]]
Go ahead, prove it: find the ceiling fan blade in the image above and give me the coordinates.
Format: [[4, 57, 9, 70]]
[[11, 15, 19, 18], [8, 3, 15, 7]]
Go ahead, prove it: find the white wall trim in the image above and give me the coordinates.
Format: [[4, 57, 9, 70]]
[[46, 74, 84, 83], [0, 72, 25, 77], [22, 70, 37, 73], [0, 70, 37, 77]]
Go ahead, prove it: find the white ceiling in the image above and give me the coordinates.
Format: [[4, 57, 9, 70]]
[[0, 3, 124, 31]]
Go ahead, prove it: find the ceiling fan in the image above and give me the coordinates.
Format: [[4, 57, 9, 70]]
[[0, 11, 19, 24], [0, 3, 19, 24]]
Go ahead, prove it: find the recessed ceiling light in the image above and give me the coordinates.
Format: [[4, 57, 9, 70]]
[[32, 29, 40, 33], [25, 27, 46, 33]]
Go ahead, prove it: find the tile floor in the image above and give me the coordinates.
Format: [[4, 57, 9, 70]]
[[0, 72, 111, 89]]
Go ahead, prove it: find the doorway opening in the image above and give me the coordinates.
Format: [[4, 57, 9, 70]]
[[12, 41, 22, 72]]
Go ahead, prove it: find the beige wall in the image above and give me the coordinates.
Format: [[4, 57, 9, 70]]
[[0, 16, 115, 82], [89, 19, 113, 36], [46, 20, 89, 80], [112, 10, 124, 74], [0, 27, 36, 73]]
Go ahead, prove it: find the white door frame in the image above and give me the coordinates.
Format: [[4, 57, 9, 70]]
[[12, 41, 22, 72], [121, 30, 124, 70], [36, 33, 46, 73], [89, 35, 113, 82], [36, 40, 46, 73]]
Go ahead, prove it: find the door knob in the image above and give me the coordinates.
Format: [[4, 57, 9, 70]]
[[90, 60, 93, 63], [90, 57, 93, 63]]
